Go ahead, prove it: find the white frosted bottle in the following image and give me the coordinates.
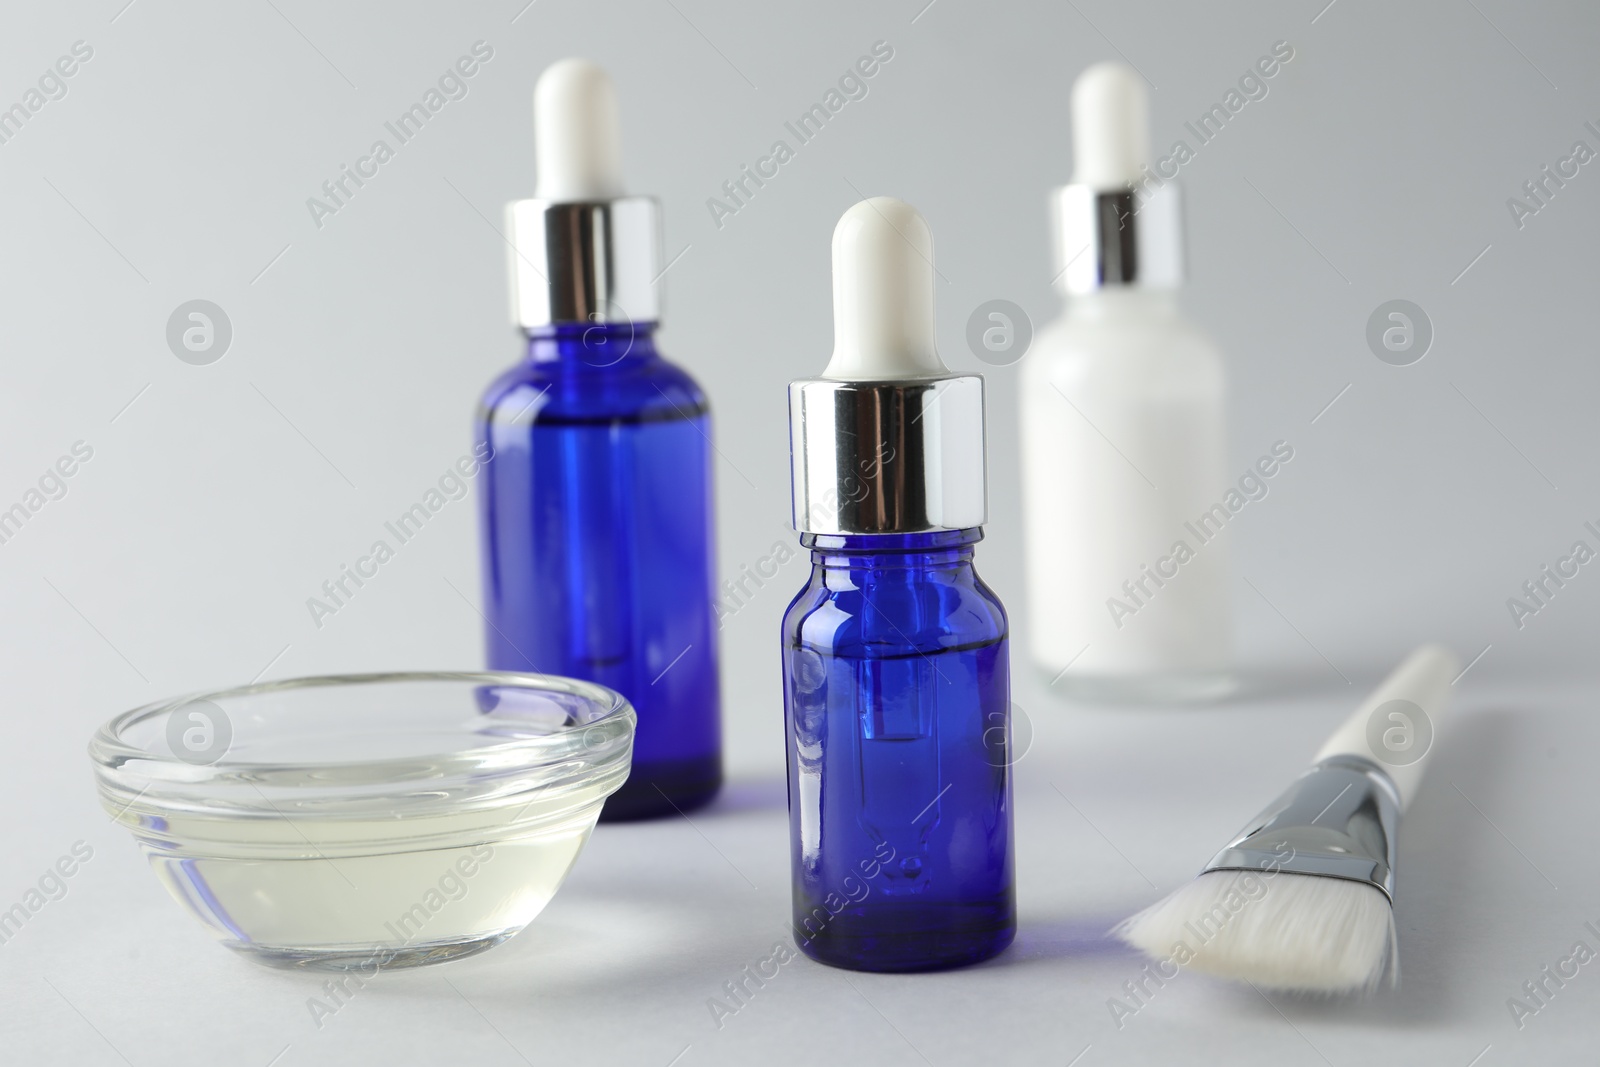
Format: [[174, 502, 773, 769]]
[[1020, 63, 1232, 702]]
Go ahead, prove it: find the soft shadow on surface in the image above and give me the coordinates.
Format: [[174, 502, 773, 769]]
[[277, 879, 795, 1020], [1224, 663, 1363, 707], [1028, 656, 1507, 713], [1022, 661, 1359, 713], [692, 774, 787, 816], [1221, 654, 1478, 709], [998, 912, 1141, 968]]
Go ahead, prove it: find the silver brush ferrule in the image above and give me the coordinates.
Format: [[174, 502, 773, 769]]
[[1051, 181, 1184, 294], [788, 376, 987, 536], [506, 196, 662, 328], [1202, 755, 1401, 900]]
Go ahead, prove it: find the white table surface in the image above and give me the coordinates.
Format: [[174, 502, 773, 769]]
[[6, 662, 1595, 1066]]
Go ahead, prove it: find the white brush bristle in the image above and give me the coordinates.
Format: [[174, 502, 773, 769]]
[[1113, 870, 1396, 995]]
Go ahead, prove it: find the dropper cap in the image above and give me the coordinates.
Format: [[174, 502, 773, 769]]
[[507, 59, 662, 328], [1053, 61, 1184, 293], [1071, 62, 1149, 187], [789, 198, 987, 536], [825, 198, 945, 380], [534, 59, 623, 200]]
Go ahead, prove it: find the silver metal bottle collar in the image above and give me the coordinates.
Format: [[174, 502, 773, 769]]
[[1051, 180, 1185, 294], [506, 196, 662, 327], [788, 375, 988, 536]]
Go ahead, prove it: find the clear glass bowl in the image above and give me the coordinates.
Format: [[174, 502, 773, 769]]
[[88, 671, 634, 971]]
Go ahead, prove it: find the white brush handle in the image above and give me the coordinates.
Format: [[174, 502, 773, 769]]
[[1312, 643, 1460, 810]]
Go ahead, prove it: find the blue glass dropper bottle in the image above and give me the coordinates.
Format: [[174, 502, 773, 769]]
[[782, 197, 1015, 971], [477, 59, 721, 819]]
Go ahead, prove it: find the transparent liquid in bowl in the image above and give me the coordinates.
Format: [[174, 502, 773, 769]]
[[100, 676, 629, 970], [147, 802, 597, 969]]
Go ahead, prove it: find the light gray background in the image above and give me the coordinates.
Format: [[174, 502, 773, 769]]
[[2, 0, 1597, 1063]]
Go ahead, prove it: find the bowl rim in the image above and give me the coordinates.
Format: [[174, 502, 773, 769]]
[[88, 670, 635, 791]]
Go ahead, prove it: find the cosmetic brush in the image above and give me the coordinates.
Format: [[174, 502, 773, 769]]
[[1114, 643, 1459, 994]]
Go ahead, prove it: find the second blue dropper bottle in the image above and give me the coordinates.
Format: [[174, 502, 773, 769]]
[[477, 60, 722, 819], [782, 198, 1016, 971]]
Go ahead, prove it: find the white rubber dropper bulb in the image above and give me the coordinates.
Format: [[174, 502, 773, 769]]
[[824, 197, 948, 381], [1071, 61, 1149, 188], [534, 58, 623, 201]]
